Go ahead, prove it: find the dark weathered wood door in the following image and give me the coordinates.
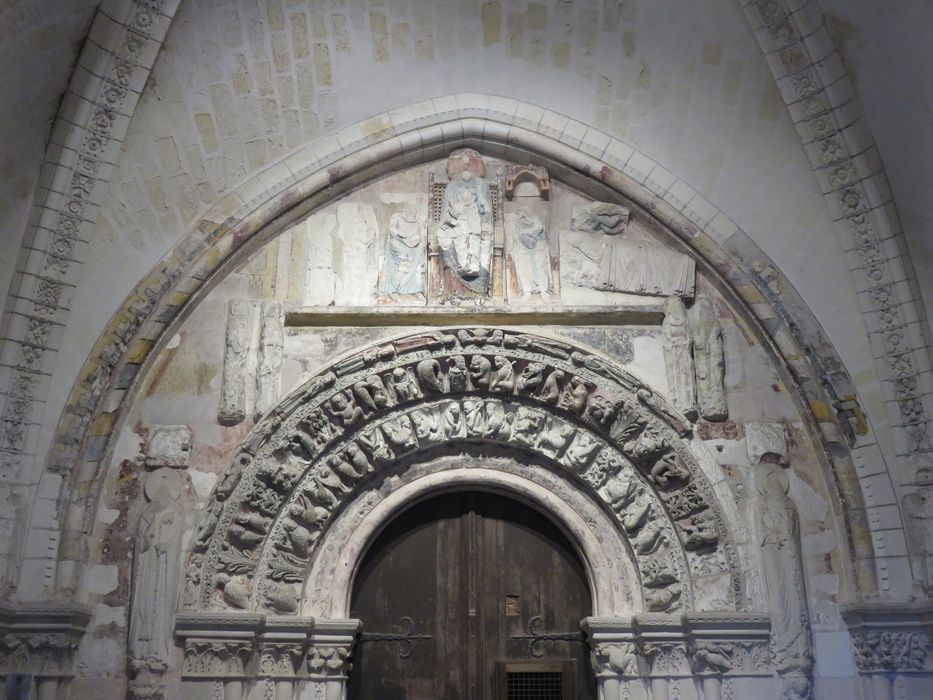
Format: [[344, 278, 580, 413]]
[[348, 491, 595, 700]]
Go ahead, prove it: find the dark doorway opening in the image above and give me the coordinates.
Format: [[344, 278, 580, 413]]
[[348, 491, 596, 700]]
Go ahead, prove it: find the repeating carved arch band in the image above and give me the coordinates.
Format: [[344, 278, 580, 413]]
[[185, 327, 744, 621]]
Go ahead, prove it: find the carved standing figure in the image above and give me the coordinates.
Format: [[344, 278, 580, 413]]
[[662, 296, 696, 418], [689, 295, 727, 421], [508, 212, 551, 298], [751, 464, 813, 681], [903, 465, 933, 594], [381, 208, 426, 295], [129, 469, 191, 696]]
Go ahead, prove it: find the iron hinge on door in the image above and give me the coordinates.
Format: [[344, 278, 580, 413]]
[[510, 615, 586, 658], [358, 616, 433, 658]]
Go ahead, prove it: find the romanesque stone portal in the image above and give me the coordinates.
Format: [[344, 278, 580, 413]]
[[34, 148, 906, 700]]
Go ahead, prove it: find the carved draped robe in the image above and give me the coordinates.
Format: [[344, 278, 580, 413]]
[[436, 172, 494, 294]]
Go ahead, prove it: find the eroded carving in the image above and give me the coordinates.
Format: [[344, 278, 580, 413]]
[[255, 301, 283, 419], [218, 301, 251, 425], [689, 296, 727, 421], [662, 296, 696, 418]]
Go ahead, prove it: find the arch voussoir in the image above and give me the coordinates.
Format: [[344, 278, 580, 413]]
[[183, 327, 743, 622]]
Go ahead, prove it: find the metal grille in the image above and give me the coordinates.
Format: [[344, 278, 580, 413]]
[[506, 671, 563, 699]]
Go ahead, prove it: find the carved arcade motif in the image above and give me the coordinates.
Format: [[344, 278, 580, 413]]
[[185, 328, 740, 619]]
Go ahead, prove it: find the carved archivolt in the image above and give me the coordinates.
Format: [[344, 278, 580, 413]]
[[184, 328, 741, 616]]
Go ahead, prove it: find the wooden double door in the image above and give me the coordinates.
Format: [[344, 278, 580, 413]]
[[348, 491, 596, 700]]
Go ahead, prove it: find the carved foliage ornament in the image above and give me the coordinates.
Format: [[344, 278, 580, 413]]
[[185, 329, 740, 614]]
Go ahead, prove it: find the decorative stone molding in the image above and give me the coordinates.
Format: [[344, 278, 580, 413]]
[[740, 0, 932, 463], [842, 603, 933, 674], [684, 612, 772, 677], [38, 96, 880, 611], [0, 0, 181, 596], [184, 328, 740, 616], [584, 614, 772, 700], [0, 601, 91, 680]]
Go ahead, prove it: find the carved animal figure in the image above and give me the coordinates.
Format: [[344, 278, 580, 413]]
[[411, 406, 442, 441], [516, 362, 546, 396], [559, 376, 589, 415], [389, 366, 421, 402], [469, 355, 492, 390], [512, 406, 544, 445], [537, 419, 576, 458], [490, 356, 515, 393], [417, 359, 445, 393], [540, 369, 564, 404]]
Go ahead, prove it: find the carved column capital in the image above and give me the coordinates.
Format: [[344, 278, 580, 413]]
[[583, 616, 641, 678], [842, 603, 933, 674], [307, 618, 361, 680], [258, 618, 311, 679], [684, 612, 772, 677], [0, 601, 91, 679], [635, 614, 690, 678], [182, 638, 253, 679]]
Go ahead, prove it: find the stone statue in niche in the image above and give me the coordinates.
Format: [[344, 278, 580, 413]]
[[903, 464, 933, 594], [689, 295, 727, 421], [662, 296, 697, 418], [129, 468, 191, 698], [750, 463, 813, 683], [434, 149, 495, 297], [565, 201, 696, 297], [507, 212, 552, 299], [380, 207, 426, 298]]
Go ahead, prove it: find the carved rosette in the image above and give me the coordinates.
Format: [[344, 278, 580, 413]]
[[186, 328, 741, 615]]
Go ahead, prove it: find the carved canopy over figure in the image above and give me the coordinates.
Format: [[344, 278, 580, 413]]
[[436, 149, 494, 294]]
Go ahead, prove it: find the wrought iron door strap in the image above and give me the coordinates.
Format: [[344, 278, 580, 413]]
[[358, 616, 433, 658], [510, 615, 586, 657]]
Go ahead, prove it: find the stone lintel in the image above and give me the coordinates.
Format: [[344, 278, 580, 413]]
[[285, 305, 664, 327]]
